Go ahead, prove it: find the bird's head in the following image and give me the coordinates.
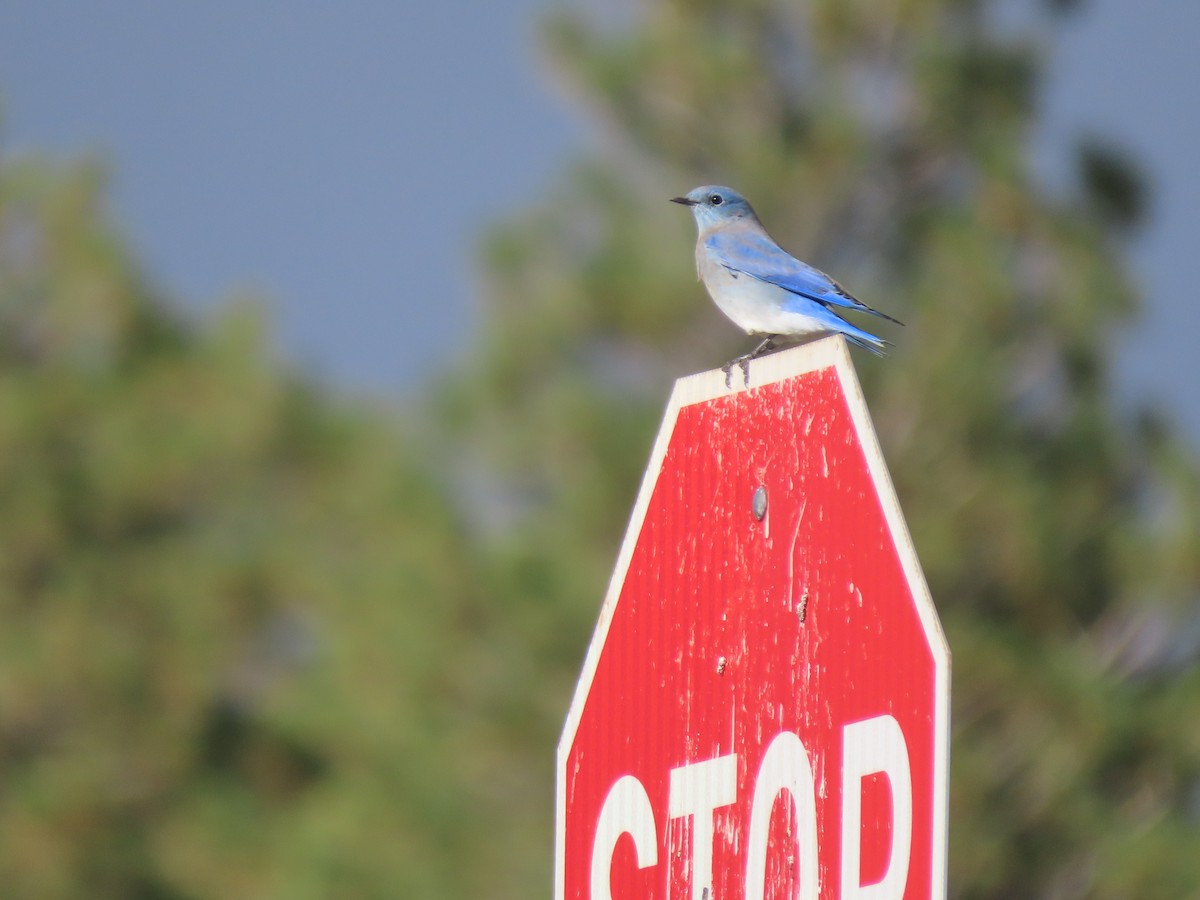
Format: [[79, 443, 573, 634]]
[[670, 185, 759, 229]]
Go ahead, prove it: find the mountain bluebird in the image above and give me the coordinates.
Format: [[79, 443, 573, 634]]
[[672, 185, 902, 387]]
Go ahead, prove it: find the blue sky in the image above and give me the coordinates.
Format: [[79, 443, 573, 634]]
[[0, 1, 1196, 441]]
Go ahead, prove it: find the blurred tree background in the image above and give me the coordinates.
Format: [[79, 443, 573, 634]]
[[3, 0, 1200, 897]]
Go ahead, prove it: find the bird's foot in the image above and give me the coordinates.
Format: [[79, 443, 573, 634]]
[[721, 336, 777, 388], [722, 354, 753, 389]]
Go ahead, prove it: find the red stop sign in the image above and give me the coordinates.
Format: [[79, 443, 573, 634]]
[[556, 338, 949, 899]]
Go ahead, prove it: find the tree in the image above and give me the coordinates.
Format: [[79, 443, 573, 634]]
[[0, 150, 543, 897], [4, 0, 1200, 896], [444, 0, 1200, 896]]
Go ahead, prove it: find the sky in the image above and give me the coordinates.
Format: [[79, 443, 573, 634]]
[[1039, 0, 1200, 443], [0, 1, 1196, 441]]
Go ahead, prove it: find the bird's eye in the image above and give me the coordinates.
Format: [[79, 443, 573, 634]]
[[709, 193, 723, 206]]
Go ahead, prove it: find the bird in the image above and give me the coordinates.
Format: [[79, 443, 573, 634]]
[[671, 185, 902, 387]]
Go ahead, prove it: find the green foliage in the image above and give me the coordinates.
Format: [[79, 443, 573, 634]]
[[2, 0, 1199, 897], [0, 153, 540, 898], [447, 1, 1200, 896], [1077, 136, 1149, 232]]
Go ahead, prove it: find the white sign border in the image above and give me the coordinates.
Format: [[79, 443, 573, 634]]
[[554, 335, 950, 899]]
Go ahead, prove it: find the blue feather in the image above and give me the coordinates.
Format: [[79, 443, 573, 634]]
[[672, 185, 902, 374], [705, 231, 904, 326], [778, 293, 890, 354]]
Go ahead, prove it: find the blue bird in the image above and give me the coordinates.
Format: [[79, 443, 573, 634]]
[[671, 185, 901, 387]]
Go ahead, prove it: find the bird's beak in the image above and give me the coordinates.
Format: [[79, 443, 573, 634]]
[[670, 196, 697, 206]]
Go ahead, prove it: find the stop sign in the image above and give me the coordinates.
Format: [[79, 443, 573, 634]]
[[556, 337, 949, 899]]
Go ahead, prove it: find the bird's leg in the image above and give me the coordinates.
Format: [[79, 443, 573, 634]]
[[747, 335, 777, 359], [722, 336, 778, 388]]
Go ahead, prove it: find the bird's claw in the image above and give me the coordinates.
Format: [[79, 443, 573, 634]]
[[722, 355, 752, 389]]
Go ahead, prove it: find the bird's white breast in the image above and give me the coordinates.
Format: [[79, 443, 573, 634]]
[[696, 248, 832, 339]]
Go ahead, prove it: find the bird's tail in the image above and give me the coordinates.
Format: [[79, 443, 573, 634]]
[[842, 333, 890, 357], [862, 305, 905, 327], [837, 319, 891, 357]]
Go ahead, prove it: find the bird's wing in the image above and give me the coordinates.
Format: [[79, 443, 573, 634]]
[[777, 292, 891, 356], [704, 229, 904, 326]]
